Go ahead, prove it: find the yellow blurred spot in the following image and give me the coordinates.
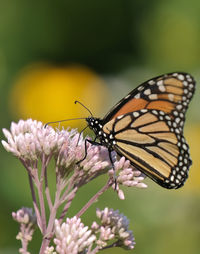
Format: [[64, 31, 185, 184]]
[[184, 124, 200, 191], [9, 63, 110, 129]]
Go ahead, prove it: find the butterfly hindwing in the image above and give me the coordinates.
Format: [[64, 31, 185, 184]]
[[103, 109, 191, 188]]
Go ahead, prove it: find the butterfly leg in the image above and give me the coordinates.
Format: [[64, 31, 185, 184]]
[[108, 149, 117, 189], [77, 139, 117, 189], [76, 138, 102, 165]]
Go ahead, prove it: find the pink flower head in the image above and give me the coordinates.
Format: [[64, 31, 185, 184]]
[[2, 119, 68, 161], [12, 207, 36, 225], [109, 156, 147, 199], [92, 207, 135, 250], [54, 217, 96, 254], [12, 207, 36, 250]]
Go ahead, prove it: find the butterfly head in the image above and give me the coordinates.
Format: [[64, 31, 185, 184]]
[[86, 117, 103, 135], [86, 117, 114, 148]]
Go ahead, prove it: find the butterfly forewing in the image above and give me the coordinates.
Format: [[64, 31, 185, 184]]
[[103, 72, 195, 123]]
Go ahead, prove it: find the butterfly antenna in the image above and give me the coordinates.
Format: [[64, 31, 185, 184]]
[[74, 100, 93, 116], [44, 117, 86, 128]]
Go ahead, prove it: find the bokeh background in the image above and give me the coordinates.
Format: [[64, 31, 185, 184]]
[[0, 0, 200, 253]]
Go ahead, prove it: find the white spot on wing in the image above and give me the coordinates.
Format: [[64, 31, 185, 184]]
[[117, 115, 124, 120], [134, 94, 140, 99], [168, 94, 174, 101], [148, 80, 155, 85], [159, 85, 166, 92], [176, 104, 182, 110], [178, 74, 184, 80], [144, 89, 151, 95], [140, 109, 148, 113], [183, 144, 187, 150], [133, 112, 139, 117], [152, 110, 158, 115], [157, 80, 163, 86], [138, 86, 144, 91], [170, 175, 175, 181], [189, 84, 194, 89], [175, 117, 181, 124]]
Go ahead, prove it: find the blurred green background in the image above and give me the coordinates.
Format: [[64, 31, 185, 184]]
[[0, 0, 200, 253]]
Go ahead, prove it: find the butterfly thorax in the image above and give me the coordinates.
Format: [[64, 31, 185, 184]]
[[86, 117, 115, 149]]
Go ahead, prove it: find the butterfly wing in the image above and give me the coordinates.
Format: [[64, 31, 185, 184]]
[[103, 110, 191, 189], [102, 72, 195, 189], [103, 72, 195, 122]]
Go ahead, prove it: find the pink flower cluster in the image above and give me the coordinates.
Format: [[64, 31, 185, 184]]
[[91, 207, 135, 250], [2, 119, 147, 191], [2, 119, 67, 160], [54, 217, 96, 254], [12, 207, 36, 225], [12, 207, 36, 254]]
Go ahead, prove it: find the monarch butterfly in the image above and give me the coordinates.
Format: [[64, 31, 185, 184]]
[[83, 72, 195, 189]]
